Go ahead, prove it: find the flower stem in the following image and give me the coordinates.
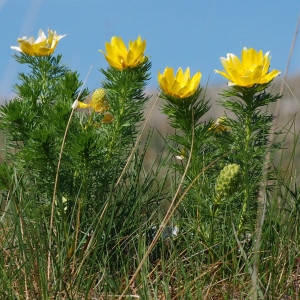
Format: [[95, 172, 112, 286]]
[[239, 92, 254, 232]]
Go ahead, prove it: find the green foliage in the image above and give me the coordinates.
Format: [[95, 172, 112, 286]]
[[0, 47, 298, 299], [215, 84, 282, 231]]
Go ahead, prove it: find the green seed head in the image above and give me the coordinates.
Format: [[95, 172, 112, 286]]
[[91, 88, 109, 113], [215, 163, 240, 202], [92, 88, 107, 102]]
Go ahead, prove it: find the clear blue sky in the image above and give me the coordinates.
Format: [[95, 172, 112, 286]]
[[1, 0, 300, 99]]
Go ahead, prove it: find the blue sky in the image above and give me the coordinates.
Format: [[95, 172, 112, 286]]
[[1, 0, 300, 99]]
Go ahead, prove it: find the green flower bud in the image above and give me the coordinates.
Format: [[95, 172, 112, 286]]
[[215, 163, 240, 203]]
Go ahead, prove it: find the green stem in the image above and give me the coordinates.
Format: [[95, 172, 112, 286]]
[[239, 95, 253, 232]]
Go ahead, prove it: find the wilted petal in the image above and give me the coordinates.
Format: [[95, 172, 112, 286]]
[[102, 112, 114, 123], [72, 100, 79, 109]]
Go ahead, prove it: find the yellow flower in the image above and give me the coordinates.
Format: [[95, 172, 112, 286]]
[[215, 47, 281, 87], [158, 67, 201, 99], [11, 29, 66, 56], [76, 88, 109, 113], [99, 36, 146, 70], [209, 116, 230, 133]]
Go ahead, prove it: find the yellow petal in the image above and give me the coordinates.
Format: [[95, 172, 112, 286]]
[[190, 72, 201, 90], [18, 40, 36, 56], [182, 67, 191, 83], [77, 102, 90, 109], [113, 36, 128, 56]]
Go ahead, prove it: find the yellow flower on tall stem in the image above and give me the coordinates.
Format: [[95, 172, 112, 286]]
[[11, 29, 66, 56], [158, 67, 201, 99], [99, 36, 146, 70], [215, 47, 281, 87]]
